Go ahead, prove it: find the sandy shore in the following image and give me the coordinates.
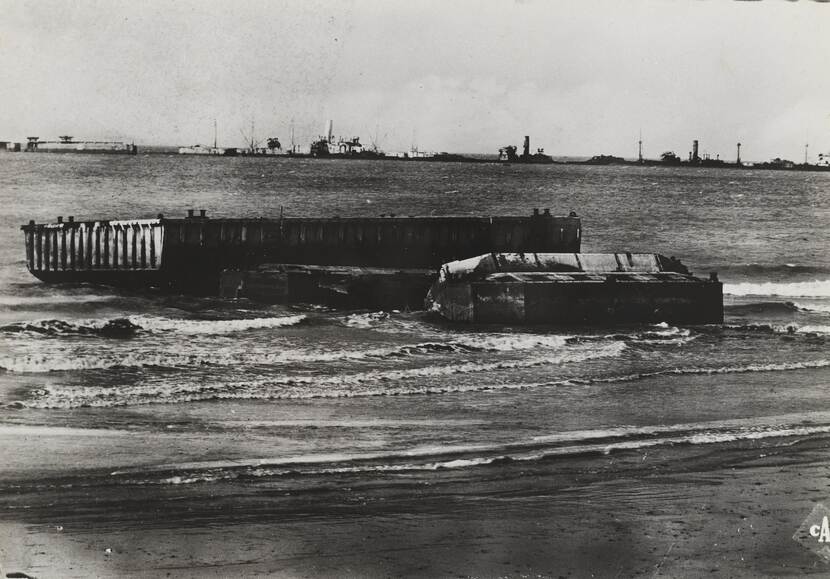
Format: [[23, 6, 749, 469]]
[[1, 432, 829, 578]]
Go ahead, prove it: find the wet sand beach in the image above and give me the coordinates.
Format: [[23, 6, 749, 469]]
[[2, 427, 830, 578]]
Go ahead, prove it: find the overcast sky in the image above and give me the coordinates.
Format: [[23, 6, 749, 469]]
[[1, 0, 828, 160]]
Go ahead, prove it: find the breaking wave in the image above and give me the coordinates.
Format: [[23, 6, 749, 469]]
[[109, 416, 830, 485], [795, 325, 830, 335], [0, 332, 575, 374], [0, 294, 116, 307], [0, 318, 141, 338], [721, 323, 830, 336], [23, 342, 627, 407], [343, 311, 391, 329], [0, 324, 702, 374], [724, 301, 801, 315], [0, 314, 307, 338], [128, 314, 307, 335], [793, 302, 830, 314], [723, 264, 830, 276], [724, 280, 830, 298], [573, 358, 830, 385]]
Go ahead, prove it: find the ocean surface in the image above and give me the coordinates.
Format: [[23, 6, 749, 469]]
[[0, 154, 828, 487]]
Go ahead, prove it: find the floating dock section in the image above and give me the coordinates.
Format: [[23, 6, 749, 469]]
[[22, 210, 581, 298], [21, 212, 725, 323], [426, 253, 723, 324]]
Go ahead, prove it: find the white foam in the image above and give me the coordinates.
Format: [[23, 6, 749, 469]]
[[25, 342, 627, 408], [0, 330, 573, 374], [586, 358, 830, 385], [343, 311, 390, 328], [723, 323, 830, 336], [724, 279, 830, 298], [449, 333, 568, 352], [129, 314, 306, 335], [793, 302, 830, 313], [122, 415, 830, 485], [796, 325, 830, 335], [0, 295, 115, 306]]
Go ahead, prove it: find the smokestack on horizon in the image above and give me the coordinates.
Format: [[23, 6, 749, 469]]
[[325, 120, 333, 143], [523, 136, 530, 158]]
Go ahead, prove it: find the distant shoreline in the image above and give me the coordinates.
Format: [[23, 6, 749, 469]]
[[5, 144, 829, 172]]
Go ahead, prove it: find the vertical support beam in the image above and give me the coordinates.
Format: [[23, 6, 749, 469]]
[[59, 227, 67, 270], [103, 224, 110, 268], [140, 225, 147, 268], [36, 229, 43, 271], [43, 230, 50, 271], [52, 229, 59, 271], [84, 224, 91, 269], [94, 225, 100, 268], [149, 224, 156, 267], [69, 225, 76, 270], [113, 224, 120, 269], [122, 224, 129, 268], [25, 229, 34, 271], [76, 225, 84, 269], [131, 224, 138, 268]]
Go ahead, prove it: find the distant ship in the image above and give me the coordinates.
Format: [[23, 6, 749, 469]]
[[25, 136, 137, 155], [180, 120, 287, 157], [238, 137, 287, 157], [498, 136, 553, 164], [178, 144, 236, 156], [309, 120, 385, 158]]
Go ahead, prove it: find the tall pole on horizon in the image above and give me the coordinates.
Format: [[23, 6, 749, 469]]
[[290, 119, 295, 151], [213, 119, 217, 149], [737, 142, 741, 166], [638, 130, 643, 163], [805, 143, 809, 165]]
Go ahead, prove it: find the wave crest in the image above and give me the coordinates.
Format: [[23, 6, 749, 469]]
[[724, 279, 830, 298], [23, 342, 627, 408]]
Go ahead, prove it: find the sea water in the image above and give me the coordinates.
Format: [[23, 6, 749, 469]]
[[0, 154, 828, 483]]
